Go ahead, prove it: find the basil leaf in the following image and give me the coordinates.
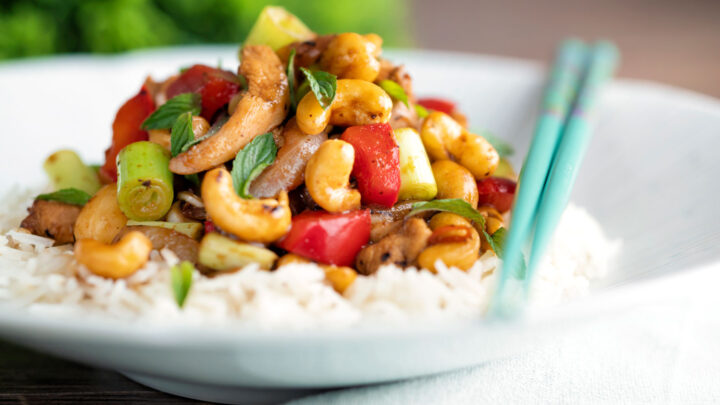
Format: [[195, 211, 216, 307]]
[[36, 188, 92, 206], [379, 79, 409, 107], [287, 49, 297, 110], [170, 112, 194, 157], [170, 261, 194, 308], [300, 67, 337, 110], [488, 226, 506, 257], [414, 104, 429, 118], [230, 132, 277, 199], [407, 199, 486, 224], [407, 198, 494, 251], [476, 130, 514, 157], [142, 93, 201, 130]]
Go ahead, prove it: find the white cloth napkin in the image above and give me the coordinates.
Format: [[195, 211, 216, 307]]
[[289, 265, 720, 404]]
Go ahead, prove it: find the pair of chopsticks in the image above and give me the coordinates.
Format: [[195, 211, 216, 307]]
[[491, 40, 619, 316]]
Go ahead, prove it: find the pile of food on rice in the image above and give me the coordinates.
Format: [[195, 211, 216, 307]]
[[0, 7, 618, 328]]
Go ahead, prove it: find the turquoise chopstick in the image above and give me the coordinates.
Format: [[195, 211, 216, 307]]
[[524, 42, 620, 287], [490, 40, 589, 316]]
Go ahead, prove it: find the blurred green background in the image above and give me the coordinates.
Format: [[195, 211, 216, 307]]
[[0, 0, 411, 59]]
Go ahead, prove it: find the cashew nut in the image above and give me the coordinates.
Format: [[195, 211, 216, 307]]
[[420, 111, 500, 179], [319, 33, 382, 82], [296, 79, 392, 135], [476, 206, 505, 252], [418, 213, 480, 273], [74, 231, 152, 279], [431, 160, 479, 208], [74, 183, 127, 244], [304, 139, 361, 213], [277, 253, 357, 293], [170, 45, 289, 174], [201, 167, 291, 243]]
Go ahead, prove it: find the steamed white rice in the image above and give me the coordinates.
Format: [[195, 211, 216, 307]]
[[0, 186, 619, 329]]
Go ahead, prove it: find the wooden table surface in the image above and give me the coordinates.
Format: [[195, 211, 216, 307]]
[[2, 1, 719, 404]]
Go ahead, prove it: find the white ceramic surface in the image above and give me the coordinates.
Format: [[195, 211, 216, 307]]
[[0, 47, 719, 404]]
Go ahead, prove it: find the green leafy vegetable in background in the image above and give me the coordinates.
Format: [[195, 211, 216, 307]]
[[379, 79, 409, 107], [230, 132, 277, 199], [300, 67, 337, 110], [142, 93, 201, 130], [0, 0, 412, 60], [170, 261, 194, 308], [36, 188, 92, 206]]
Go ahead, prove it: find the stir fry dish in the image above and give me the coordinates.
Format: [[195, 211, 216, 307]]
[[18, 7, 519, 300]]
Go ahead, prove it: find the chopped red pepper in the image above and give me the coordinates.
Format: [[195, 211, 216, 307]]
[[99, 86, 155, 182], [476, 177, 517, 213], [166, 64, 240, 120], [204, 220, 216, 235], [276, 210, 371, 267], [417, 97, 456, 115], [341, 123, 400, 208]]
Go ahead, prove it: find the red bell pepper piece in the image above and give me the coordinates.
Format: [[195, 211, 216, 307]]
[[166, 64, 240, 120], [99, 86, 155, 182], [276, 210, 371, 266], [340, 123, 400, 208], [417, 97, 456, 115], [476, 177, 517, 213]]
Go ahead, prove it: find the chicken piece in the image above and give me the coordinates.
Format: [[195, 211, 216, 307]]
[[114, 226, 199, 265], [369, 201, 417, 242], [20, 200, 81, 244], [389, 100, 419, 130], [249, 118, 328, 198], [377, 63, 419, 130], [169, 45, 289, 174], [355, 218, 432, 275]]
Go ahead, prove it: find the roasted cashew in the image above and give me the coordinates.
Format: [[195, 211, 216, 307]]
[[304, 139, 361, 213], [431, 160, 479, 208], [319, 33, 382, 82], [170, 45, 289, 174], [296, 79, 392, 135], [277, 253, 357, 293], [201, 167, 291, 243], [74, 184, 127, 244], [420, 111, 500, 179], [418, 213, 480, 273], [74, 231, 152, 279]]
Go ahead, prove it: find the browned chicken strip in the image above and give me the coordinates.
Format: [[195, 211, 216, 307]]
[[249, 118, 327, 198], [355, 218, 432, 275], [169, 45, 289, 174], [20, 200, 81, 244]]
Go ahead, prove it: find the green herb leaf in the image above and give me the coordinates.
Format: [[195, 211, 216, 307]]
[[170, 112, 195, 157], [184, 174, 200, 186], [475, 130, 514, 157], [170, 261, 194, 308], [287, 49, 297, 110], [414, 104, 429, 118], [407, 199, 486, 224], [379, 79, 409, 107], [300, 67, 337, 110], [36, 188, 92, 206], [142, 93, 201, 130], [230, 132, 277, 199], [488, 226, 506, 257], [296, 80, 310, 104]]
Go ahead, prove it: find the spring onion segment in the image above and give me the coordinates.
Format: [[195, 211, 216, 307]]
[[393, 128, 437, 201], [198, 233, 278, 271], [116, 141, 174, 221], [243, 6, 315, 51], [43, 150, 101, 195]]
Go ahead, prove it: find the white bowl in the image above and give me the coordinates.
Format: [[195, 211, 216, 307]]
[[0, 47, 719, 404]]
